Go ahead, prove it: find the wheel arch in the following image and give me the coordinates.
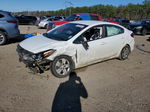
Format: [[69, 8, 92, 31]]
[[125, 44, 131, 52], [117, 44, 131, 57], [0, 28, 7, 35], [53, 54, 76, 69]]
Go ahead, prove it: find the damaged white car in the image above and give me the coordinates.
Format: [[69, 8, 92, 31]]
[[17, 21, 134, 78]]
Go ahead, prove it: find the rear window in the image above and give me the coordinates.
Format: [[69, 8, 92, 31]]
[[90, 15, 99, 20], [0, 14, 4, 18], [106, 25, 124, 37]]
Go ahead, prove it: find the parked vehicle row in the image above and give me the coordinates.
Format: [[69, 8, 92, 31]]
[[47, 13, 102, 31], [0, 10, 20, 45], [13, 12, 150, 36]]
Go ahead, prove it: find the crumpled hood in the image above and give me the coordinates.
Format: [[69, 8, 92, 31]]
[[19, 35, 65, 54]]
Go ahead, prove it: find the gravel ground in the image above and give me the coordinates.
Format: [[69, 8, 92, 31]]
[[0, 25, 150, 112]]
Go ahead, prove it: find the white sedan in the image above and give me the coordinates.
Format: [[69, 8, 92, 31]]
[[17, 21, 135, 78], [38, 18, 53, 28]]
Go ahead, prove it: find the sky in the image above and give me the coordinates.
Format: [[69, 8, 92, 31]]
[[0, 0, 144, 12]]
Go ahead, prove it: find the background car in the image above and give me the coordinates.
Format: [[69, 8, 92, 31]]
[[17, 21, 134, 78], [38, 16, 65, 28], [38, 18, 55, 28], [47, 13, 102, 31], [128, 20, 150, 35], [15, 15, 37, 25], [108, 17, 130, 28], [0, 10, 20, 45]]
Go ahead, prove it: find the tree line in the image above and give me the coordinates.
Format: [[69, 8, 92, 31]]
[[14, 0, 150, 20]]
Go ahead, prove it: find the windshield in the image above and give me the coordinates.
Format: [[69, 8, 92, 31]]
[[45, 23, 87, 41], [65, 14, 78, 21]]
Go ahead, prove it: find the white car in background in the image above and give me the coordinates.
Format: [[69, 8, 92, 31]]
[[38, 16, 65, 28], [38, 18, 54, 28], [17, 21, 135, 78]]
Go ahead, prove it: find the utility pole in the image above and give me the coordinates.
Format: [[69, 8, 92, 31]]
[[65, 1, 74, 15]]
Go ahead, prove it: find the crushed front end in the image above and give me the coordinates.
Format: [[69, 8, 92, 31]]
[[16, 45, 52, 74]]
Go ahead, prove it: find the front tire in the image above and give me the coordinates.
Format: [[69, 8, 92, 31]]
[[119, 45, 130, 60], [0, 31, 7, 45], [51, 55, 74, 78]]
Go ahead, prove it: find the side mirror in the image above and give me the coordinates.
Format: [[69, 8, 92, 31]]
[[81, 37, 89, 50]]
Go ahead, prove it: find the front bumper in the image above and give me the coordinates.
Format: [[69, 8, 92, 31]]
[[16, 45, 51, 72]]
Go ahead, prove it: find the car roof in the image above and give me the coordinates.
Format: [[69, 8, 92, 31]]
[[70, 20, 115, 26]]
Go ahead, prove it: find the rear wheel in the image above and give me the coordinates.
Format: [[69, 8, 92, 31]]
[[119, 45, 130, 60], [51, 55, 74, 78], [0, 31, 7, 45]]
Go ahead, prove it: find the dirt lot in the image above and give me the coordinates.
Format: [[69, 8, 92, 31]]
[[0, 25, 150, 112]]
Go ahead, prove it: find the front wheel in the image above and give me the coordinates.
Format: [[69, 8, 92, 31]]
[[119, 45, 130, 60], [51, 56, 74, 78]]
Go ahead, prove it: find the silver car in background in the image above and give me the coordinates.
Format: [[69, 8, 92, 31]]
[[38, 16, 65, 29], [0, 10, 20, 45]]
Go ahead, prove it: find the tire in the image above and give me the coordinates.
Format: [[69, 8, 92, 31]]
[[0, 31, 7, 45], [51, 55, 74, 78], [142, 29, 147, 36], [119, 45, 130, 60]]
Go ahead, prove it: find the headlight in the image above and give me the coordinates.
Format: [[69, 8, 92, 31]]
[[43, 49, 56, 57], [32, 49, 56, 61], [136, 26, 142, 29]]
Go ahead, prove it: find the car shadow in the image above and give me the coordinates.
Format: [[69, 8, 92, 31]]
[[146, 37, 150, 42], [51, 72, 88, 112]]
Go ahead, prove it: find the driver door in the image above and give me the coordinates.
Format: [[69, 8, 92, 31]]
[[73, 25, 104, 67]]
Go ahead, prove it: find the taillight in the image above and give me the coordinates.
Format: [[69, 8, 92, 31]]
[[131, 33, 134, 38], [7, 21, 17, 23]]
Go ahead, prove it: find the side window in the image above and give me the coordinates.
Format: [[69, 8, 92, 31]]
[[90, 15, 99, 20], [73, 35, 85, 44], [106, 25, 124, 37], [0, 14, 4, 18], [73, 25, 103, 44]]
